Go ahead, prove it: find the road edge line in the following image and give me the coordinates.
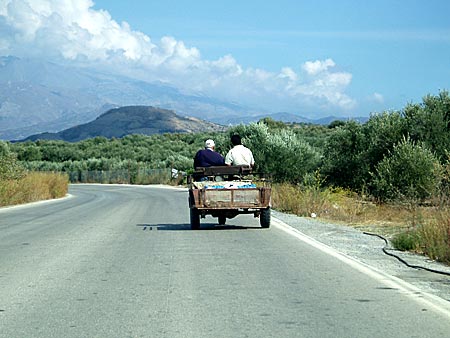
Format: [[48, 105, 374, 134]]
[[272, 217, 450, 319]]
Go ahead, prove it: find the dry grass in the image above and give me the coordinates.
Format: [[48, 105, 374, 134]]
[[272, 183, 450, 264], [416, 209, 450, 262], [0, 172, 68, 207], [273, 183, 433, 232]]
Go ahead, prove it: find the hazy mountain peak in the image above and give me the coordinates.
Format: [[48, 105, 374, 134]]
[[23, 105, 226, 142]]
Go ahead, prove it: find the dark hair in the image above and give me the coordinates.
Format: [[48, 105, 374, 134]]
[[230, 134, 242, 146]]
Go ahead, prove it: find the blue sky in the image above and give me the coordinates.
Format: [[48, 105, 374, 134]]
[[1, 0, 449, 118]]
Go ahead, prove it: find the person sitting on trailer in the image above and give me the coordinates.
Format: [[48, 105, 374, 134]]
[[193, 139, 225, 168], [225, 134, 254, 168]]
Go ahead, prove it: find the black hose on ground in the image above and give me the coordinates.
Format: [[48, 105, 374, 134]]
[[363, 231, 450, 277]]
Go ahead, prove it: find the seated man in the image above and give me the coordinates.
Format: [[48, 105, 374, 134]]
[[225, 134, 254, 168], [194, 139, 225, 168]]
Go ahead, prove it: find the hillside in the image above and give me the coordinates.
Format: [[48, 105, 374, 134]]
[[0, 56, 369, 141], [0, 56, 255, 140], [24, 106, 226, 142]]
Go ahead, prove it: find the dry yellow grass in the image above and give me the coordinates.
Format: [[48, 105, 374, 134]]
[[272, 183, 450, 264], [273, 183, 432, 232], [0, 172, 68, 207]]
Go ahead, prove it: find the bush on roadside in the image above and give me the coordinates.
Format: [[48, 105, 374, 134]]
[[272, 172, 346, 218], [321, 120, 369, 190], [391, 230, 420, 252], [370, 137, 441, 203], [390, 208, 450, 264], [0, 141, 26, 180], [416, 209, 450, 263], [217, 123, 321, 183]]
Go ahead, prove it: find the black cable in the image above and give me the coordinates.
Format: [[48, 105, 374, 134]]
[[363, 231, 450, 277]]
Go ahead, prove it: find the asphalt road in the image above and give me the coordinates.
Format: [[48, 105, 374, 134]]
[[1, 184, 450, 338]]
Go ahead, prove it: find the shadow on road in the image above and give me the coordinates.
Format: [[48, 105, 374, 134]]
[[136, 223, 262, 231]]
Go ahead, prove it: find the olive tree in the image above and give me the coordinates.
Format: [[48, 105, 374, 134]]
[[321, 120, 366, 189], [370, 137, 441, 202], [404, 91, 450, 161], [221, 123, 321, 182]]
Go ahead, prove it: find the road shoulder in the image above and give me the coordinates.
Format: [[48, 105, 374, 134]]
[[272, 210, 450, 303]]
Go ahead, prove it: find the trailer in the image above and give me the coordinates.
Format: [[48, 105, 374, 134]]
[[188, 166, 271, 229]]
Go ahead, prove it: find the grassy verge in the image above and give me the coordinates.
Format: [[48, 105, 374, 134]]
[[271, 183, 450, 265], [0, 172, 69, 207]]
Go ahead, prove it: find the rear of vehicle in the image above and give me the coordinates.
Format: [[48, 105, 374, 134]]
[[188, 166, 271, 229]]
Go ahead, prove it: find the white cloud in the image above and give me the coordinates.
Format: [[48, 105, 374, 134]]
[[279, 67, 298, 82], [0, 0, 357, 115], [302, 59, 336, 76], [0, 0, 156, 61], [372, 92, 385, 104]]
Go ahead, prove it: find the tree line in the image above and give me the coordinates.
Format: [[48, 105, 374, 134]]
[[5, 91, 450, 203]]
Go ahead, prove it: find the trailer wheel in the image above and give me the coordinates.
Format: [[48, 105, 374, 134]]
[[190, 208, 200, 230], [218, 215, 226, 225], [260, 207, 271, 228]]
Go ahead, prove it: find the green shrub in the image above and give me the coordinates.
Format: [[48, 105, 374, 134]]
[[391, 230, 420, 251], [220, 123, 321, 183], [361, 111, 407, 173], [321, 120, 367, 189], [0, 141, 26, 180], [404, 91, 450, 162], [370, 137, 441, 202]]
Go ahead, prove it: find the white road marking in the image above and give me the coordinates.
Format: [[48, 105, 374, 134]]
[[0, 194, 73, 212], [272, 217, 450, 319]]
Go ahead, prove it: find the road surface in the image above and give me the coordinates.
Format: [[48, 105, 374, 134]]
[[1, 184, 450, 337]]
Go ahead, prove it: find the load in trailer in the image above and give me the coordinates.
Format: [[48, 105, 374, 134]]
[[188, 166, 271, 229]]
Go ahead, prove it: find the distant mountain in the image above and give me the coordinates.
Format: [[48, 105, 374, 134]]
[[0, 56, 256, 140], [0, 56, 368, 140], [23, 106, 226, 142], [210, 112, 368, 126]]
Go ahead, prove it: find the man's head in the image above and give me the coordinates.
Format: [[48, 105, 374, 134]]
[[205, 139, 215, 149], [230, 134, 242, 146]]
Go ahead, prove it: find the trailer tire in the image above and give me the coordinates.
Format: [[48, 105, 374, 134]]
[[218, 215, 226, 225], [260, 207, 271, 228], [190, 208, 200, 230]]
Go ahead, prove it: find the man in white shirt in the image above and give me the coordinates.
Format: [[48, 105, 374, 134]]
[[225, 134, 255, 167]]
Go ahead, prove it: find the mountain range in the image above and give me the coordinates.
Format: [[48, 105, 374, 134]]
[[23, 106, 225, 142], [0, 56, 367, 141], [0, 56, 256, 140]]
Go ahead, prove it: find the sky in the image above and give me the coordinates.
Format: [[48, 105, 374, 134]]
[[1, 0, 449, 118]]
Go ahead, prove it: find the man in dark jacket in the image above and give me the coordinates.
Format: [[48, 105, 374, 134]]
[[194, 139, 225, 168]]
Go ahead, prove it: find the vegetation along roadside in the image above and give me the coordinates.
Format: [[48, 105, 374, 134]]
[[0, 142, 68, 207], [2, 91, 450, 264]]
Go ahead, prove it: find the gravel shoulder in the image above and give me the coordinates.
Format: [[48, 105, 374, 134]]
[[272, 210, 450, 303]]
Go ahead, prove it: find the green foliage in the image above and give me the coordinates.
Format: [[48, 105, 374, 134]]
[[258, 117, 288, 130], [321, 103, 445, 201], [404, 90, 450, 161], [264, 129, 321, 182], [218, 123, 321, 182], [0, 141, 7, 157], [361, 111, 407, 170], [11, 124, 325, 185], [391, 230, 420, 251], [8, 91, 450, 202], [321, 120, 367, 189], [371, 137, 441, 202], [392, 208, 450, 263], [0, 141, 26, 180], [327, 120, 347, 129]]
